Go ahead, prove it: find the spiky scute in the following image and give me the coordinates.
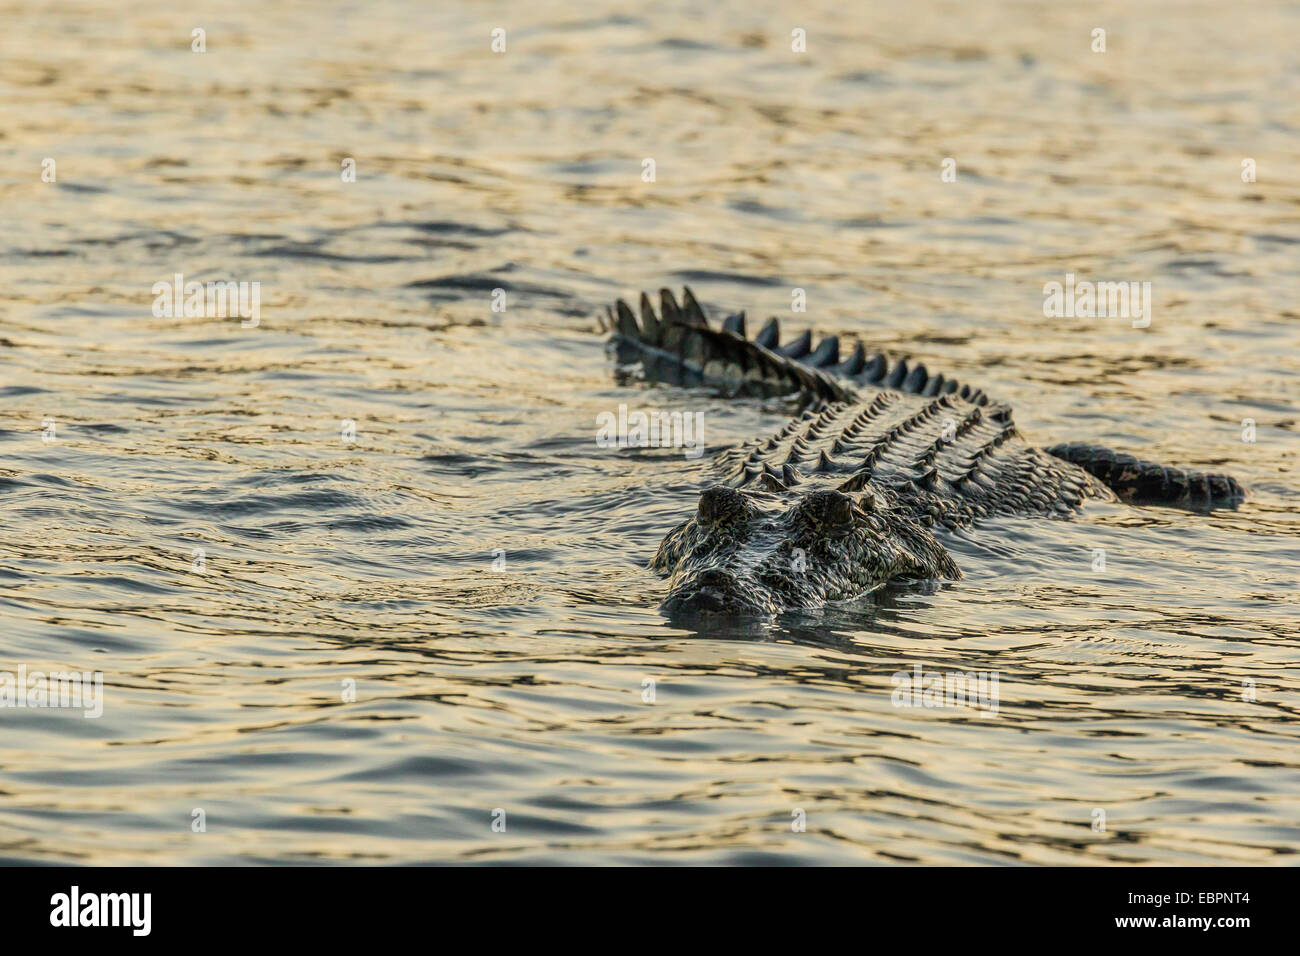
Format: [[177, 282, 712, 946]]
[[604, 287, 995, 406]]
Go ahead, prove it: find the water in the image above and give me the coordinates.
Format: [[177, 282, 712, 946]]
[[1, 0, 1298, 864]]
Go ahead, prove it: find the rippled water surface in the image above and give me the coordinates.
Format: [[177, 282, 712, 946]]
[[1, 0, 1298, 864]]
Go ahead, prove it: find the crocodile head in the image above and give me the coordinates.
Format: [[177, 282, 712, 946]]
[[653, 483, 961, 618]]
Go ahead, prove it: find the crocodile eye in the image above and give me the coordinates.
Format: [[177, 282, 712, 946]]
[[697, 485, 747, 528], [795, 489, 856, 537]]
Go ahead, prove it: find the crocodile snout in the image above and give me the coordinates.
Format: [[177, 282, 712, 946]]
[[660, 568, 775, 618]]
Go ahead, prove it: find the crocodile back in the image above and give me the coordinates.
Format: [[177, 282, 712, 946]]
[[715, 390, 1112, 529]]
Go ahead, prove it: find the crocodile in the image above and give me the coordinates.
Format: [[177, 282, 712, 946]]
[[599, 287, 1245, 617]]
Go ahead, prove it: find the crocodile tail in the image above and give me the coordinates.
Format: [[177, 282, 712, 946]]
[[602, 287, 851, 403], [1044, 442, 1245, 508], [602, 287, 993, 406]]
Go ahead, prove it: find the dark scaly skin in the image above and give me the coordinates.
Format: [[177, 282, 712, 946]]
[[1045, 442, 1244, 505], [600, 287, 1245, 618]]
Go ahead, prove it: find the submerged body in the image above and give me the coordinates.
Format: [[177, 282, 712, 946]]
[[602, 287, 1245, 618]]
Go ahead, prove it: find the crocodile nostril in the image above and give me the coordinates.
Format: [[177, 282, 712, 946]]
[[696, 568, 738, 589]]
